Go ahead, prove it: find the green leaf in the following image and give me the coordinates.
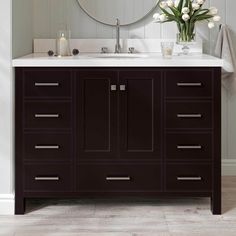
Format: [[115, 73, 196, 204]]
[[169, 6, 181, 18], [194, 15, 213, 22], [160, 7, 177, 21], [177, 0, 184, 12]]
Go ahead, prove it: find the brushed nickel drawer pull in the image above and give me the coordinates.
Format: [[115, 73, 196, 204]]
[[35, 177, 59, 181], [177, 83, 202, 87], [177, 145, 202, 149], [35, 145, 60, 149], [35, 114, 59, 118], [111, 85, 117, 91], [106, 177, 131, 181], [120, 85, 126, 91], [177, 177, 202, 181], [35, 83, 59, 87], [177, 114, 202, 118]]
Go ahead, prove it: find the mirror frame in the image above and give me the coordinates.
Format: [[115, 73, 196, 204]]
[[77, 0, 160, 26]]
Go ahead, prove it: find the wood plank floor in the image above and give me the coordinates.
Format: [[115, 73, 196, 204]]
[[1, 177, 236, 236]]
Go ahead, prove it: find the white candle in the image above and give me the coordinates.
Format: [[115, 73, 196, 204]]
[[57, 33, 69, 56], [164, 47, 173, 57]]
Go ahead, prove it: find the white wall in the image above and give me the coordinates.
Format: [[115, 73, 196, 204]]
[[0, 0, 33, 215], [0, 0, 14, 215]]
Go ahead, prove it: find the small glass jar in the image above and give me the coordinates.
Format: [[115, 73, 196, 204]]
[[57, 30, 71, 57], [161, 42, 174, 59]]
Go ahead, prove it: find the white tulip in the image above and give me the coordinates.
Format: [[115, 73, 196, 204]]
[[208, 22, 215, 29], [197, 0, 205, 5], [153, 13, 160, 20], [209, 7, 218, 15], [159, 14, 167, 22], [167, 0, 174, 7], [159, 1, 168, 8], [182, 7, 190, 14], [192, 3, 200, 10], [182, 13, 190, 21], [174, 0, 180, 7], [213, 15, 221, 22]]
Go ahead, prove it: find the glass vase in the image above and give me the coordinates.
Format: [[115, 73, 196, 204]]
[[176, 24, 196, 55]]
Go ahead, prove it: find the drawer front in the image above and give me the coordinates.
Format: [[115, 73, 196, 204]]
[[24, 101, 72, 129], [166, 164, 212, 191], [24, 164, 72, 192], [166, 102, 212, 129], [78, 164, 161, 192], [24, 133, 72, 161], [24, 70, 72, 98], [165, 70, 212, 98], [165, 133, 212, 161]]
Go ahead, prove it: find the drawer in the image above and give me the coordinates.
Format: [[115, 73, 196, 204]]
[[24, 70, 72, 98], [24, 101, 72, 129], [77, 164, 161, 192], [166, 101, 212, 129], [166, 163, 212, 191], [165, 133, 212, 161], [24, 164, 72, 192], [24, 133, 72, 161], [165, 69, 212, 98]]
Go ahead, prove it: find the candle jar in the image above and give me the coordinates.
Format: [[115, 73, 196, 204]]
[[57, 30, 71, 57], [161, 42, 174, 59]]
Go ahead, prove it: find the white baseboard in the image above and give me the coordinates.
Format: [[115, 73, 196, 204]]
[[0, 194, 15, 215], [222, 159, 236, 176]]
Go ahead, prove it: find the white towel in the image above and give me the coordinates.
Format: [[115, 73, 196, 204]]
[[215, 24, 236, 92]]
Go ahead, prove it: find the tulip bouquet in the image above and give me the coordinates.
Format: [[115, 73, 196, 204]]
[[153, 0, 221, 43]]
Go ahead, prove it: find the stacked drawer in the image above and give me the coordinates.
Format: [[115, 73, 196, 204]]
[[22, 69, 73, 193], [164, 69, 213, 192]]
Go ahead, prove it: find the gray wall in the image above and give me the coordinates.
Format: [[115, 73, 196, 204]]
[[12, 0, 33, 58]]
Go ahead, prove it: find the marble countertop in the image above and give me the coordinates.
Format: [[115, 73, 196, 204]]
[[12, 53, 223, 67]]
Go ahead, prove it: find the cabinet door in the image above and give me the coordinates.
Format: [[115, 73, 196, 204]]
[[77, 70, 118, 160], [119, 70, 162, 159]]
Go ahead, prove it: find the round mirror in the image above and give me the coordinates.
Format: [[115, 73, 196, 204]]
[[77, 0, 159, 26]]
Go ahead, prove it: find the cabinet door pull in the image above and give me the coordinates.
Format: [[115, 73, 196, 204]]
[[106, 177, 131, 181], [35, 114, 59, 118], [120, 85, 126, 91], [177, 177, 202, 181], [111, 85, 117, 91], [177, 83, 202, 87], [35, 145, 60, 149], [35, 83, 59, 87], [177, 145, 202, 150], [34, 177, 59, 181], [177, 114, 202, 118]]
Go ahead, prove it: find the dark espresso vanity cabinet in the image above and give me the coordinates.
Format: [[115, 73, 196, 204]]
[[15, 67, 221, 214]]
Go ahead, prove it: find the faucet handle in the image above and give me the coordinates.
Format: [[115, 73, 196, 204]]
[[128, 47, 135, 54], [101, 47, 109, 53]]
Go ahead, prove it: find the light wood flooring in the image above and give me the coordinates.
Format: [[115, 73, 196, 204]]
[[1, 177, 236, 236]]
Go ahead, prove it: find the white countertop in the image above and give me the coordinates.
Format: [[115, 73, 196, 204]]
[[12, 53, 223, 67]]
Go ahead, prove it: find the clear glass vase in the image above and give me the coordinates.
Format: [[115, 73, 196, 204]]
[[176, 27, 196, 55]]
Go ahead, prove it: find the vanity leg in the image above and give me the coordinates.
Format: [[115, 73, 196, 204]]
[[15, 197, 25, 215], [211, 192, 221, 215]]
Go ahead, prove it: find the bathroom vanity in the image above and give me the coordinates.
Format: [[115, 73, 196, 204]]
[[13, 53, 223, 215]]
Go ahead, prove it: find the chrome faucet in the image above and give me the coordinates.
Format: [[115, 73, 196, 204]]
[[115, 18, 121, 53]]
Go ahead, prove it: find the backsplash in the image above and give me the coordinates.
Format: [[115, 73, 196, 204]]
[[33, 39, 203, 54]]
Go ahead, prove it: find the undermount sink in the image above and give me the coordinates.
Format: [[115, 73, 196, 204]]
[[88, 53, 149, 59]]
